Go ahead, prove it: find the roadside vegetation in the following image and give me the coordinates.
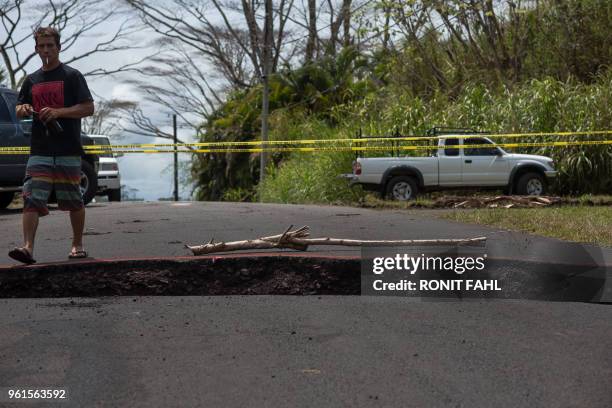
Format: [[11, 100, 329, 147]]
[[189, 0, 611, 203], [354, 194, 612, 247], [358, 194, 612, 210], [438, 206, 612, 247]]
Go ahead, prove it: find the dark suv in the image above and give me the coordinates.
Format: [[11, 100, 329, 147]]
[[0, 87, 98, 210]]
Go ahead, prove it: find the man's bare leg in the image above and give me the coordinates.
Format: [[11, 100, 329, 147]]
[[69, 208, 85, 254], [23, 211, 40, 256]]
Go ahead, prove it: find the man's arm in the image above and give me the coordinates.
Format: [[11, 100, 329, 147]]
[[16, 76, 33, 118], [39, 101, 94, 122]]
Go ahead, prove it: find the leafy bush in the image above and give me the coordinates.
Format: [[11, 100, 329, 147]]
[[257, 151, 362, 204]]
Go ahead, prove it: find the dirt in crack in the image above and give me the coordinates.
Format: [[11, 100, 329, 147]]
[[0, 257, 360, 298]]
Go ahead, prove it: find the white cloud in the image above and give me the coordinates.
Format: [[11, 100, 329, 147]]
[[110, 84, 137, 102]]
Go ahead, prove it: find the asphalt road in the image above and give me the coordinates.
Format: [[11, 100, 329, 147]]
[[0, 201, 610, 265], [1, 296, 611, 407], [0, 202, 611, 407]]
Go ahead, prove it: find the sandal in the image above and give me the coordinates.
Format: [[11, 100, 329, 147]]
[[68, 249, 88, 259], [8, 247, 36, 265]]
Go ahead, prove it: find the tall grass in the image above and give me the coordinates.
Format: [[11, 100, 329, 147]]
[[258, 151, 362, 204]]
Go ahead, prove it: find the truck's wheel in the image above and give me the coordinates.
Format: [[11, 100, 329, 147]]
[[108, 188, 121, 202], [80, 160, 98, 205], [386, 176, 418, 201], [0, 192, 15, 210], [516, 172, 546, 196]]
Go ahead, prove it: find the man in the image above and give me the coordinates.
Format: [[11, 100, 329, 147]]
[[8, 27, 94, 265]]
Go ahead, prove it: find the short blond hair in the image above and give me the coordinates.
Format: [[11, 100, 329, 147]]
[[34, 27, 61, 49]]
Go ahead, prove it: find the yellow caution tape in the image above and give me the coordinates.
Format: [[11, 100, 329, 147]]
[[1, 139, 610, 155], [0, 130, 611, 152]]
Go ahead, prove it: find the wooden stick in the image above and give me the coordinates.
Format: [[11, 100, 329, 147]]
[[186, 226, 487, 256], [259, 225, 310, 242], [287, 237, 487, 247]]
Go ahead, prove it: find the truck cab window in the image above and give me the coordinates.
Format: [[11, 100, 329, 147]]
[[92, 136, 113, 158], [444, 138, 460, 156], [464, 138, 499, 156]]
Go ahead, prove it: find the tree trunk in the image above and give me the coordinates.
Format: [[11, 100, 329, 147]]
[[305, 0, 317, 63], [342, 0, 352, 48]]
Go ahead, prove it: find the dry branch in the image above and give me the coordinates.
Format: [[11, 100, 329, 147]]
[[187, 225, 486, 255], [444, 195, 563, 209]]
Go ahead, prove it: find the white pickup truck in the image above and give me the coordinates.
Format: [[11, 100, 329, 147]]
[[345, 135, 558, 200]]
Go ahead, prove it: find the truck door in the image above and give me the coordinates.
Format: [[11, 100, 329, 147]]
[[461, 137, 508, 185], [0, 91, 29, 184], [437, 137, 462, 185]]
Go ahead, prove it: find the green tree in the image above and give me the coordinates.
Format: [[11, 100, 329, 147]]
[[191, 47, 374, 201]]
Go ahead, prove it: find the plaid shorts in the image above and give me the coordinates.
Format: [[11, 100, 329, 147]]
[[22, 156, 84, 216]]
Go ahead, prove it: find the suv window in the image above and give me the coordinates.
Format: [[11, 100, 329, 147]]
[[444, 138, 459, 156], [464, 138, 499, 156], [0, 92, 12, 122]]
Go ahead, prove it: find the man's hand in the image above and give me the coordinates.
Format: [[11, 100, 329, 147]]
[[16, 104, 33, 118], [39, 107, 62, 123]]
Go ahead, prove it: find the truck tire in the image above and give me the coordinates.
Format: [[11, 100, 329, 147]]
[[0, 192, 15, 210], [80, 160, 98, 205], [386, 176, 418, 201], [108, 188, 121, 202], [516, 172, 546, 196]]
